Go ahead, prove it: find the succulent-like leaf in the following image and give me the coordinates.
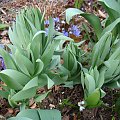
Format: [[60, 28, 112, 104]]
[[11, 77, 38, 101]]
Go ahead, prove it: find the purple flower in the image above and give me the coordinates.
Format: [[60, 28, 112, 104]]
[[44, 20, 49, 25], [44, 17, 60, 25], [63, 31, 68, 37], [53, 17, 60, 23], [0, 57, 6, 70], [71, 25, 81, 37]]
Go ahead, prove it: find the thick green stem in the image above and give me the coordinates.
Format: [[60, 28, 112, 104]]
[[20, 102, 26, 111]]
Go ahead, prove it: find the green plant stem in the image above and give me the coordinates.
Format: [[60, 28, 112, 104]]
[[20, 102, 26, 111]]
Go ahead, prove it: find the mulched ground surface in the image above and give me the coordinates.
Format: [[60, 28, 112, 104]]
[[0, 0, 120, 120], [0, 85, 119, 120]]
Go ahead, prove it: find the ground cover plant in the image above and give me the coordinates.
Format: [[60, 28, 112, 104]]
[[0, 0, 120, 119]]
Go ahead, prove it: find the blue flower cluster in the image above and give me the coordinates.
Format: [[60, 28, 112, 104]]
[[0, 56, 5, 70], [44, 17, 81, 37], [71, 25, 81, 37], [0, 45, 5, 70]]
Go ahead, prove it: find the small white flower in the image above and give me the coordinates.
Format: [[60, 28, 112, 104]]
[[79, 106, 85, 111], [59, 99, 62, 105], [78, 101, 85, 111], [80, 101, 85, 105], [78, 101, 85, 106], [61, 20, 65, 24], [78, 102, 81, 106]]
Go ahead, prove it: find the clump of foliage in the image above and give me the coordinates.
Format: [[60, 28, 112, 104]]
[[66, 0, 120, 108], [0, 0, 120, 119], [0, 7, 72, 111]]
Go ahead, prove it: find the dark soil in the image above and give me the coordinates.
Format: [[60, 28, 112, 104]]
[[0, 85, 119, 120], [40, 85, 119, 120]]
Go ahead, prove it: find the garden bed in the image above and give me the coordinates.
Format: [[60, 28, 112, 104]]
[[0, 0, 120, 120]]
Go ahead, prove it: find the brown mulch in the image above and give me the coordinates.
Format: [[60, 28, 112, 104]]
[[0, 85, 119, 120], [40, 86, 119, 120]]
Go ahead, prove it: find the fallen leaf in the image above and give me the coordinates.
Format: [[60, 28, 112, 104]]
[[7, 108, 14, 114], [30, 103, 36, 109]]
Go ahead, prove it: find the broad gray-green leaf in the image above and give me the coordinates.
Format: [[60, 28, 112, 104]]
[[85, 73, 95, 94], [0, 49, 17, 70], [32, 30, 46, 41], [101, 17, 120, 36], [8, 117, 32, 120], [15, 50, 34, 76], [109, 47, 120, 60], [46, 17, 55, 46], [97, 69, 105, 88], [17, 109, 39, 120], [63, 81, 73, 88], [91, 32, 111, 67], [99, 0, 120, 14], [38, 74, 48, 88], [48, 77, 54, 89], [13, 109, 61, 120], [41, 40, 60, 66], [0, 90, 9, 99], [47, 71, 68, 85], [0, 69, 30, 90], [35, 91, 50, 102], [54, 35, 73, 41], [66, 8, 83, 23], [11, 77, 38, 101], [105, 81, 120, 88], [93, 67, 99, 84], [38, 109, 61, 120], [104, 60, 119, 80], [34, 59, 44, 75]]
